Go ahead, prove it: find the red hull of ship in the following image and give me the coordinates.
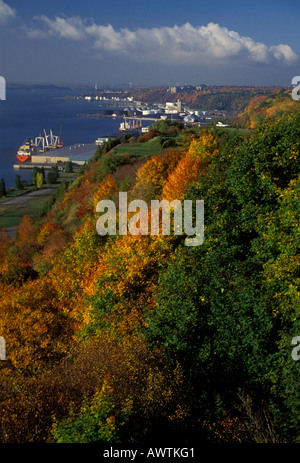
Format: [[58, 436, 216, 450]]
[[17, 155, 31, 162]]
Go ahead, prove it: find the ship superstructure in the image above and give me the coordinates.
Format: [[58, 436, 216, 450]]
[[16, 128, 64, 162]]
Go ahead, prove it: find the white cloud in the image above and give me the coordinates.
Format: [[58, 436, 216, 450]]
[[26, 15, 87, 40], [26, 16, 299, 66], [0, 0, 15, 22]]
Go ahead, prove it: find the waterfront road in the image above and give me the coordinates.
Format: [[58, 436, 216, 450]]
[[0, 186, 59, 237], [0, 186, 58, 208]]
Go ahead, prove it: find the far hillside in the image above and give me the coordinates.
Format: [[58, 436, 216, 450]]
[[233, 89, 300, 128], [129, 85, 285, 114]]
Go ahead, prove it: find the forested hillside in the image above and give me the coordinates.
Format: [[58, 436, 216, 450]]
[[0, 114, 299, 444], [233, 89, 300, 128], [129, 85, 283, 113]]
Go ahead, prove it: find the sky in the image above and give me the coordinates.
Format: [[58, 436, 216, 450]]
[[0, 0, 300, 87]]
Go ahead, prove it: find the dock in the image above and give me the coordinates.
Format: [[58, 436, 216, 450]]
[[14, 142, 98, 169]]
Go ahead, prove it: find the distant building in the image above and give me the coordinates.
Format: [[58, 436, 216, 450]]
[[216, 121, 229, 127], [184, 115, 195, 123], [95, 137, 110, 145], [169, 86, 178, 94], [32, 154, 70, 164], [165, 101, 182, 113], [166, 102, 177, 108]]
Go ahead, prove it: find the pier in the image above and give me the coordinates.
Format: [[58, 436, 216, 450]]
[[125, 116, 180, 122], [14, 143, 98, 170]]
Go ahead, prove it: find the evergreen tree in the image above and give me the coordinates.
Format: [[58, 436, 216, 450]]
[[31, 167, 39, 186], [47, 171, 57, 184], [15, 174, 23, 190], [64, 161, 73, 173], [0, 178, 7, 197], [47, 166, 59, 184]]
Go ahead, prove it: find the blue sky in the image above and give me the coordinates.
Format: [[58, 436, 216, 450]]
[[1, 0, 300, 86]]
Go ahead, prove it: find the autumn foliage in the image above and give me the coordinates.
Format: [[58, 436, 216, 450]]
[[0, 113, 299, 444], [162, 132, 218, 201]]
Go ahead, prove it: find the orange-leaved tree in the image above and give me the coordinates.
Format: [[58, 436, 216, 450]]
[[162, 131, 219, 202], [130, 149, 182, 203]]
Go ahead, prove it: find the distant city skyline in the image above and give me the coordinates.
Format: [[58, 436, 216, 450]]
[[1, 0, 299, 87]]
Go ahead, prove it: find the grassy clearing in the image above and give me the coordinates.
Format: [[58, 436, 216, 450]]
[[112, 137, 164, 158], [214, 126, 251, 135], [0, 190, 57, 229], [0, 169, 80, 230]]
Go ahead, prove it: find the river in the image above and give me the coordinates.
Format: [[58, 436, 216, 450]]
[[0, 87, 123, 187]]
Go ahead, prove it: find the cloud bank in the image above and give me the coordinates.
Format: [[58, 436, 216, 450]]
[[0, 0, 15, 22], [25, 15, 298, 67]]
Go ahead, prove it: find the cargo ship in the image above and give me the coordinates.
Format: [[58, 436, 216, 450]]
[[16, 139, 38, 162], [16, 128, 63, 162]]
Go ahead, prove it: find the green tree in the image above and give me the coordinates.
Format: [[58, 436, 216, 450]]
[[15, 174, 23, 190], [0, 178, 7, 197], [146, 114, 300, 443], [64, 161, 73, 173], [52, 385, 123, 444], [31, 166, 39, 186], [47, 171, 57, 184], [47, 166, 59, 184], [151, 119, 184, 135], [52, 165, 59, 179]]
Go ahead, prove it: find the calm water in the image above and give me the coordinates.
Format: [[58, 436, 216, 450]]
[[0, 88, 122, 187]]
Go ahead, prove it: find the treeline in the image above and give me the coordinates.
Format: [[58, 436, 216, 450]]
[[129, 86, 281, 113], [0, 162, 74, 198], [0, 114, 299, 443]]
